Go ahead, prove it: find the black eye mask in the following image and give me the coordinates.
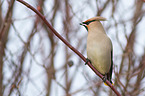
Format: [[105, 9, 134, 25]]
[[80, 20, 96, 31], [82, 20, 96, 25]]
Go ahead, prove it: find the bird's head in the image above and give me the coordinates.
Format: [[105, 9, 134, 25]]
[[80, 16, 106, 31]]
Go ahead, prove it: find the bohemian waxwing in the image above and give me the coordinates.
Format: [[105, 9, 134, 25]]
[[80, 16, 113, 84]]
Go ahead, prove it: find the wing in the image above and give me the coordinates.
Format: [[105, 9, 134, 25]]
[[107, 49, 113, 84]]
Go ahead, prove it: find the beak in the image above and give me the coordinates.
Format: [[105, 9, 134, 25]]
[[80, 22, 88, 31], [80, 22, 85, 26]]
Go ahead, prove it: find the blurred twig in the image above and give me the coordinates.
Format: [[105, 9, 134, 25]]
[[16, 0, 121, 95]]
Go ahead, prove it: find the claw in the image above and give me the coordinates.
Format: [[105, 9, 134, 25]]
[[102, 76, 107, 82], [102, 73, 107, 82], [85, 58, 91, 65]]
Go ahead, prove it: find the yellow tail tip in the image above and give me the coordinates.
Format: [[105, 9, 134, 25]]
[[104, 82, 114, 86]]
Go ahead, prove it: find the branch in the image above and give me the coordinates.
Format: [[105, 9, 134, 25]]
[[16, 0, 121, 95]]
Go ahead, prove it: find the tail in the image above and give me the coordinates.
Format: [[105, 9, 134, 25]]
[[104, 81, 114, 86], [104, 50, 113, 86]]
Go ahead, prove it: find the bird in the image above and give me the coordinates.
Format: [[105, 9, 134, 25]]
[[80, 16, 113, 84]]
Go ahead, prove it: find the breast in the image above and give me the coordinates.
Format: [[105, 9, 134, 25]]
[[87, 33, 112, 74]]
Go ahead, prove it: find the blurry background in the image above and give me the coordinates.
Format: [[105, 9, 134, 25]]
[[0, 0, 145, 96]]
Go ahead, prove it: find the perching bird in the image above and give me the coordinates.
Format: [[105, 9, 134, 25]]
[[80, 16, 113, 84]]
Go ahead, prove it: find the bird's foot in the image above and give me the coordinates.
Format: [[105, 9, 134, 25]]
[[102, 73, 107, 83], [85, 58, 91, 65], [102, 76, 107, 83]]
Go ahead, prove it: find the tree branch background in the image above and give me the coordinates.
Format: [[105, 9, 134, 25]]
[[0, 0, 145, 96]]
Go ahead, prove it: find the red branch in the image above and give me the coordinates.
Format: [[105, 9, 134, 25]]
[[16, 0, 121, 96]]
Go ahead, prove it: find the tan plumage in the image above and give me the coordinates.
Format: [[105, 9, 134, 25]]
[[80, 16, 113, 84]]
